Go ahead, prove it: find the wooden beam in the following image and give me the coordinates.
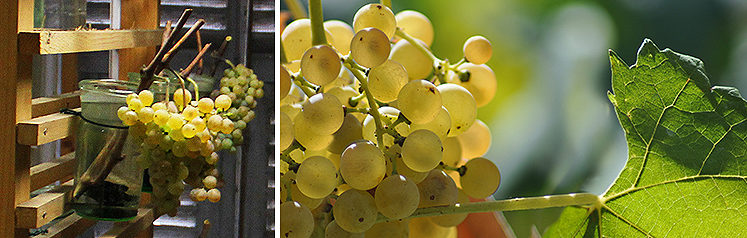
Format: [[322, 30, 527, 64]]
[[30, 152, 75, 191], [31, 91, 81, 118], [15, 180, 73, 229], [119, 0, 161, 81], [0, 2, 20, 237], [100, 208, 155, 238], [35, 213, 96, 238], [16, 109, 78, 146], [18, 29, 164, 55]]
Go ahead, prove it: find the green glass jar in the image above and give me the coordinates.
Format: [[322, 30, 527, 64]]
[[72, 79, 169, 221]]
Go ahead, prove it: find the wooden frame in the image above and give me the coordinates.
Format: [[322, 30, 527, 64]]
[[1, 1, 161, 237]]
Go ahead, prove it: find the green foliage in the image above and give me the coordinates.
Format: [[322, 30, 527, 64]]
[[546, 39, 747, 237]]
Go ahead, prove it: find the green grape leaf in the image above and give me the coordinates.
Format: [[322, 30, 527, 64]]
[[545, 39, 747, 237]]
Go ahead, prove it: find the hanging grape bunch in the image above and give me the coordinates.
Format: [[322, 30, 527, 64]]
[[117, 63, 265, 217], [280, 1, 499, 237]]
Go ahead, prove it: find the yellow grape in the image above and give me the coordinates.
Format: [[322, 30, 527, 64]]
[[173, 88, 192, 108], [279, 112, 294, 151], [198, 98, 215, 113], [437, 84, 476, 137], [459, 157, 500, 198], [183, 105, 199, 121], [324, 20, 355, 55], [280, 66, 292, 100], [117, 106, 130, 121], [350, 27, 391, 68], [190, 188, 207, 202], [417, 169, 458, 208], [203, 175, 218, 189], [138, 90, 154, 106], [462, 35, 492, 65], [296, 156, 338, 199], [121, 110, 139, 126], [457, 119, 491, 159], [207, 114, 223, 132], [374, 174, 419, 219], [153, 109, 170, 126], [215, 95, 232, 110], [333, 189, 378, 233], [397, 79, 442, 124], [368, 60, 408, 103], [207, 188, 221, 202], [365, 220, 409, 238], [152, 102, 167, 111], [182, 123, 198, 138], [401, 129, 443, 172], [429, 189, 470, 227], [220, 118, 234, 134], [138, 107, 155, 123], [340, 140, 386, 190], [206, 152, 219, 165], [281, 18, 335, 62], [395, 10, 434, 46], [441, 137, 463, 167], [390, 38, 433, 80], [167, 113, 185, 130], [300, 45, 341, 86], [325, 220, 364, 238], [448, 63, 497, 107], [190, 117, 207, 132], [353, 3, 396, 39], [127, 98, 144, 111], [170, 127, 185, 142], [280, 201, 314, 238], [125, 93, 137, 105]]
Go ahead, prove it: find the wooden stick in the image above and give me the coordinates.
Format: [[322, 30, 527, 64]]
[[158, 19, 206, 75], [196, 30, 204, 74], [181, 43, 212, 78], [73, 129, 128, 199], [209, 36, 233, 77], [139, 9, 193, 91], [162, 20, 172, 46]]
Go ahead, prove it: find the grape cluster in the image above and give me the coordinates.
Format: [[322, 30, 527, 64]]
[[280, 3, 499, 237], [118, 64, 264, 216]]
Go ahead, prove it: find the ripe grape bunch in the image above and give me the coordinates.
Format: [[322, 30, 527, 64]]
[[280, 2, 499, 237], [118, 64, 265, 217]]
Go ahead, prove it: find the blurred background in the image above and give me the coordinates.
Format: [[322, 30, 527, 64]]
[[282, 0, 747, 236]]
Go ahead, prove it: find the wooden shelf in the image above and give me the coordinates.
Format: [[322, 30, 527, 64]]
[[17, 109, 78, 146], [32, 91, 81, 118], [30, 152, 75, 191], [101, 208, 155, 238], [16, 180, 73, 229], [18, 29, 164, 55], [36, 213, 97, 238]]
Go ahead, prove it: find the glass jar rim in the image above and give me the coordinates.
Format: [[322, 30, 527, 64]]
[[79, 79, 172, 98]]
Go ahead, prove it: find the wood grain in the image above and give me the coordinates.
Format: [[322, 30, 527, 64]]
[[19, 29, 164, 55]]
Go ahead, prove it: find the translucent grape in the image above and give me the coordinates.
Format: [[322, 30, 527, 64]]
[[215, 95, 232, 110], [429, 189, 470, 227], [207, 114, 223, 132], [398, 80, 442, 124], [127, 98, 144, 111], [362, 107, 409, 149], [441, 137, 463, 167], [365, 220, 409, 238], [121, 110, 139, 126], [457, 119, 491, 159], [409, 217, 451, 238], [448, 63, 497, 107], [350, 27, 391, 68], [279, 112, 294, 150], [417, 169, 458, 208], [368, 60, 408, 102], [183, 105, 199, 121], [300, 93, 344, 135], [206, 151, 219, 164], [391, 147, 429, 183], [462, 35, 492, 65], [280, 66, 292, 100], [170, 126, 185, 143], [173, 88, 192, 108], [197, 98, 214, 114], [410, 106, 451, 141], [296, 156, 338, 199], [325, 220, 364, 238], [290, 180, 323, 210], [333, 189, 378, 233], [167, 181, 185, 195], [327, 114, 363, 154], [437, 84, 477, 137], [374, 174, 419, 219], [294, 115, 334, 151], [324, 20, 355, 55], [340, 140, 386, 190], [136, 107, 154, 123], [117, 106, 129, 120], [207, 188, 221, 202], [203, 175, 218, 189], [401, 129, 443, 172], [152, 102, 167, 111], [125, 93, 137, 105], [190, 117, 206, 132], [395, 10, 434, 46], [353, 3, 396, 39], [190, 188, 207, 202], [138, 90, 154, 106], [280, 202, 314, 238], [460, 157, 500, 198], [281, 18, 335, 62], [300, 45, 341, 86], [221, 118, 235, 134], [390, 38, 433, 80], [325, 86, 367, 121], [167, 113, 185, 130]]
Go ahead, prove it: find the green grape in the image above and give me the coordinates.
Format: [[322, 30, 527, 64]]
[[182, 123, 198, 138], [135, 153, 151, 169], [138, 90, 154, 106], [279, 112, 294, 150], [190, 117, 207, 132], [325, 220, 364, 238], [117, 106, 129, 120], [207, 114, 223, 132], [408, 217, 452, 238], [333, 189, 378, 233], [353, 3, 396, 39], [127, 97, 144, 112], [220, 86, 231, 95], [176, 163, 189, 180], [281, 18, 335, 62], [153, 109, 170, 126], [280, 66, 292, 100], [462, 35, 492, 65], [295, 116, 335, 152], [296, 156, 338, 199], [167, 181, 185, 195], [290, 180, 323, 210], [327, 114, 363, 154], [395, 10, 434, 47], [362, 107, 409, 149], [368, 60, 408, 103], [206, 152, 219, 165], [167, 113, 185, 130], [159, 134, 174, 150], [350, 27, 391, 68], [429, 189, 470, 227], [215, 95, 232, 110], [364, 220, 409, 238], [437, 84, 476, 137], [172, 140, 187, 157], [220, 118, 235, 134], [410, 106, 451, 141], [457, 119, 491, 159], [300, 93, 344, 135], [340, 140, 387, 190], [300, 45, 341, 86], [402, 129, 443, 172], [441, 137, 463, 167], [152, 102, 167, 111], [417, 169, 458, 208], [387, 146, 429, 183], [138, 107, 155, 123], [207, 188, 221, 202], [198, 98, 214, 113], [233, 85, 244, 97], [374, 174, 419, 219], [325, 86, 367, 121], [324, 20, 355, 55], [173, 88, 192, 108], [234, 120, 247, 130], [126, 93, 137, 105], [397, 80, 442, 124], [121, 110, 139, 126], [459, 157, 500, 198], [280, 201, 315, 238], [390, 38, 433, 80], [448, 63, 497, 108], [220, 138, 234, 150]]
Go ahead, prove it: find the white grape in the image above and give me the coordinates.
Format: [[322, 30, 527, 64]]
[[333, 189, 378, 233], [375, 174, 420, 219], [457, 119, 491, 159], [401, 129, 443, 172], [397, 80, 442, 124], [296, 156, 338, 199], [368, 60, 408, 103], [280, 201, 314, 238], [327, 114, 364, 154], [460, 157, 500, 198], [437, 83, 477, 137], [353, 3, 396, 39], [410, 106, 451, 141], [462, 35, 492, 64], [280, 66, 292, 100], [326, 220, 364, 238], [429, 189, 470, 227], [324, 20, 355, 55], [395, 10, 434, 46], [448, 63, 497, 107], [300, 93, 344, 135], [417, 169, 458, 208], [300, 45, 341, 86], [350, 27, 391, 68], [340, 140, 386, 190], [282, 19, 334, 62], [441, 137, 463, 167], [279, 112, 294, 150], [390, 38, 433, 80]]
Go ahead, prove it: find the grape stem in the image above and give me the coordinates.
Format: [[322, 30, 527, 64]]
[[308, 0, 327, 46], [395, 28, 439, 63], [376, 193, 600, 223], [380, 0, 392, 9], [283, 0, 308, 20], [348, 92, 366, 107], [344, 60, 387, 150], [291, 73, 318, 97], [344, 107, 369, 114]]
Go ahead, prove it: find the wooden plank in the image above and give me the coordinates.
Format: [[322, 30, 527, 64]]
[[30, 152, 75, 191], [119, 0, 161, 81], [0, 2, 20, 237], [36, 213, 96, 238], [18, 29, 164, 55], [15, 180, 73, 229], [100, 208, 154, 238], [31, 91, 81, 118], [17, 0, 32, 31], [16, 109, 78, 146]]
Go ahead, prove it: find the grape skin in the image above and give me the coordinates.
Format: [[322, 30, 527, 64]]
[[460, 157, 501, 198], [395, 10, 434, 47], [300, 45, 342, 86], [437, 83, 477, 137], [333, 189, 379, 233], [417, 169, 458, 208], [397, 79, 442, 124], [375, 174, 420, 219], [350, 27, 391, 68], [457, 119, 492, 159], [368, 60, 408, 103], [296, 156, 338, 199], [352, 3, 396, 39], [280, 201, 315, 238], [448, 63, 497, 107], [339, 140, 386, 190], [462, 35, 493, 65], [390, 38, 433, 80], [401, 129, 443, 172]]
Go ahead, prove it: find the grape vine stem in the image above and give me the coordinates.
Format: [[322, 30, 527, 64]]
[[376, 193, 600, 223], [308, 0, 327, 46], [344, 61, 387, 150]]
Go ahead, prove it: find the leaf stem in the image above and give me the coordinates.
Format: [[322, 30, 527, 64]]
[[377, 193, 600, 223], [308, 0, 327, 46]]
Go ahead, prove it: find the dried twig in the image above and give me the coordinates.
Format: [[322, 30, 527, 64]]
[[160, 19, 206, 73], [73, 130, 128, 198], [181, 43, 212, 78], [162, 20, 172, 46], [140, 9, 193, 91], [209, 36, 233, 77], [196, 30, 204, 74]]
